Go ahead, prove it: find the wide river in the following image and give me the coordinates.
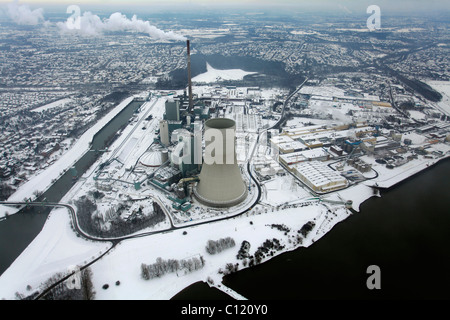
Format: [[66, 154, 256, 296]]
[[174, 158, 450, 300], [1, 99, 449, 299]]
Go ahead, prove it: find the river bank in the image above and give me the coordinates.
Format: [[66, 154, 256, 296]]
[[213, 158, 450, 299], [0, 87, 449, 299], [0, 97, 144, 276], [1, 135, 448, 299], [0, 96, 136, 219]]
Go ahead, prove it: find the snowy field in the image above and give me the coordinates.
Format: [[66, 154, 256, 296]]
[[409, 110, 427, 121], [0, 207, 111, 297], [300, 85, 346, 98], [334, 184, 380, 212], [86, 203, 346, 300], [192, 63, 257, 84], [31, 98, 72, 113], [0, 197, 350, 300], [308, 99, 353, 123], [426, 80, 450, 116]]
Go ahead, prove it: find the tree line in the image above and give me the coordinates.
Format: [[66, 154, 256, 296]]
[[141, 256, 205, 280], [74, 196, 166, 238], [298, 221, 315, 238], [205, 237, 236, 255], [236, 238, 285, 267], [18, 267, 95, 300]]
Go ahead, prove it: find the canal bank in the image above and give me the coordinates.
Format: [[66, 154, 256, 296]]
[[176, 158, 450, 300], [0, 98, 144, 275]]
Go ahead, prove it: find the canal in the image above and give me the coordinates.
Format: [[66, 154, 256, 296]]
[[1, 99, 449, 299], [0, 100, 143, 275]]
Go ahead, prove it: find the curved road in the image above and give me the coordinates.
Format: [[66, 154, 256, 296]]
[[0, 80, 307, 299], [0, 165, 262, 299]]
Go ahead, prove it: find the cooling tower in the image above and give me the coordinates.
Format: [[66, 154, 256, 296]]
[[194, 118, 247, 207]]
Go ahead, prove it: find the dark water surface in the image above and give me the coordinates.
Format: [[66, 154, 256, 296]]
[[1, 104, 449, 299], [179, 159, 450, 300]]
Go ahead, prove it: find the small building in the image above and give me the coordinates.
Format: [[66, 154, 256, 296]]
[[303, 139, 324, 149], [330, 145, 344, 156], [277, 140, 308, 154], [40, 144, 60, 158], [351, 158, 372, 173], [278, 148, 330, 167]]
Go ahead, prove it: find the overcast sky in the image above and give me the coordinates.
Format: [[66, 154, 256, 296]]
[[0, 0, 449, 14]]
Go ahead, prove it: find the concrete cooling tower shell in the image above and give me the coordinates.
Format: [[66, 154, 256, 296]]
[[194, 118, 247, 208]]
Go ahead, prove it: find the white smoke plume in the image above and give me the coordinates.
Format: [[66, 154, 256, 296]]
[[57, 11, 186, 41], [5, 0, 44, 25]]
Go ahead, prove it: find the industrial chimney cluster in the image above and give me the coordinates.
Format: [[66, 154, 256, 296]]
[[149, 40, 247, 210]]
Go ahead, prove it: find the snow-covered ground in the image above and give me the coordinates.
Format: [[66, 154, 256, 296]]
[[0, 189, 349, 300], [2, 84, 449, 300], [300, 85, 346, 98], [192, 63, 257, 84], [1, 97, 135, 218], [334, 184, 380, 212], [88, 205, 332, 300], [363, 154, 450, 189], [0, 207, 111, 297], [408, 110, 427, 121], [425, 80, 450, 116], [261, 176, 312, 206], [31, 98, 72, 113]]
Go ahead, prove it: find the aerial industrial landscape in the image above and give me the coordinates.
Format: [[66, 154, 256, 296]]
[[0, 0, 449, 301]]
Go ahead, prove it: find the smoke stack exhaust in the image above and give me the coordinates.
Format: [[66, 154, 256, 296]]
[[187, 40, 193, 112]]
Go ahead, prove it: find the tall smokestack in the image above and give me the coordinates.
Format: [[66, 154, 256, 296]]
[[187, 40, 193, 112]]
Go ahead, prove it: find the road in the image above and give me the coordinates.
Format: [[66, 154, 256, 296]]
[[272, 77, 308, 130], [0, 81, 309, 299]]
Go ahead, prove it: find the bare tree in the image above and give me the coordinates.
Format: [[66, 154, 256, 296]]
[[206, 237, 236, 255], [81, 268, 95, 300], [141, 263, 150, 280]]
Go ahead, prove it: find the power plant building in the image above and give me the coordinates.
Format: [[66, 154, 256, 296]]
[[170, 126, 202, 177], [292, 161, 348, 193], [194, 118, 247, 207], [159, 120, 169, 146], [165, 99, 180, 121]]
